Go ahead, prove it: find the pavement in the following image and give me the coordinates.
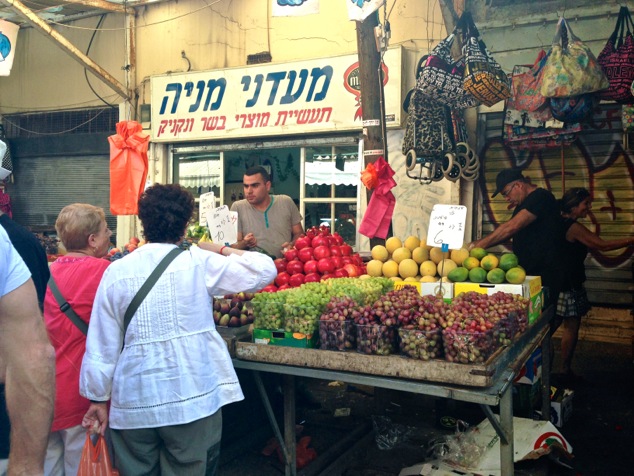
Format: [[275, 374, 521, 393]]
[[218, 338, 633, 475]]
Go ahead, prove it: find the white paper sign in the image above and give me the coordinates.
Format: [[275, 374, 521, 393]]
[[0, 20, 19, 77], [208, 205, 238, 245], [199, 192, 215, 230], [426, 204, 467, 250]]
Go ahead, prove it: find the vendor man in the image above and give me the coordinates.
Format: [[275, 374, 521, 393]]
[[470, 168, 567, 306], [230, 165, 304, 258]]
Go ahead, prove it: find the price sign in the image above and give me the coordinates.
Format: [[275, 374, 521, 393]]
[[426, 204, 467, 250], [208, 205, 238, 245], [199, 192, 215, 230]]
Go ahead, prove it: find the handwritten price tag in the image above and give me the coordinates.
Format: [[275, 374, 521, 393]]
[[199, 192, 215, 231], [426, 204, 467, 250], [208, 205, 238, 245]]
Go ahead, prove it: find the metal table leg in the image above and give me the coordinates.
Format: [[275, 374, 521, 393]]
[[251, 371, 292, 470], [541, 329, 551, 421], [283, 374, 297, 476], [499, 384, 514, 475]]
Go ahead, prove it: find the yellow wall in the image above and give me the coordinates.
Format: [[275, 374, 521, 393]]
[[0, 0, 444, 115]]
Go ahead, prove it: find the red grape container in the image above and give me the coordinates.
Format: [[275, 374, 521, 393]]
[[319, 320, 356, 351], [398, 328, 443, 360], [356, 324, 396, 355], [442, 327, 500, 364], [493, 314, 519, 347]]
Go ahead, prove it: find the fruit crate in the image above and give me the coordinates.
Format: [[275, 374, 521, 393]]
[[319, 320, 356, 351], [398, 328, 443, 360], [253, 328, 318, 348], [356, 324, 397, 355], [442, 326, 500, 364]]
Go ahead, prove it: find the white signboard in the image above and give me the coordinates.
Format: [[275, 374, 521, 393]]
[[208, 205, 238, 245], [150, 47, 402, 142], [199, 192, 215, 230], [426, 204, 467, 250]]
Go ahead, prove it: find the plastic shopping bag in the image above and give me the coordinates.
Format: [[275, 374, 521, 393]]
[[108, 120, 149, 215], [77, 433, 119, 476]]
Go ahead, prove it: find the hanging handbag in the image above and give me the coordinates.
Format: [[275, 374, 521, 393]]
[[510, 50, 551, 115], [540, 17, 609, 98], [415, 34, 480, 109], [598, 6, 634, 103], [401, 88, 454, 158], [503, 121, 581, 150], [549, 94, 597, 123], [460, 12, 511, 107], [623, 104, 634, 132]]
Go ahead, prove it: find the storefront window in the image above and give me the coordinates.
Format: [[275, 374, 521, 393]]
[[304, 146, 360, 247], [173, 153, 221, 223]]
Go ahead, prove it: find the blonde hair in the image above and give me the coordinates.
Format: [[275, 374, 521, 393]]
[[55, 203, 106, 251]]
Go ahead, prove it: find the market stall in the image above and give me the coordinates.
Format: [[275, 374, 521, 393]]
[[232, 305, 554, 476]]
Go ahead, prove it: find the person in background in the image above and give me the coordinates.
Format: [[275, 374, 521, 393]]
[[0, 227, 56, 476], [230, 165, 304, 258], [80, 184, 276, 474], [469, 168, 568, 307], [42, 204, 112, 475], [555, 188, 634, 384], [0, 211, 50, 471]]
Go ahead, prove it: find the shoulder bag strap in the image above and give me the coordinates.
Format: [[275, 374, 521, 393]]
[[122, 247, 184, 347], [48, 275, 89, 336]]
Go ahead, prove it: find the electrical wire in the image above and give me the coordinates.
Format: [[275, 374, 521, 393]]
[[1, 108, 109, 135], [84, 14, 117, 109], [45, 0, 225, 32]]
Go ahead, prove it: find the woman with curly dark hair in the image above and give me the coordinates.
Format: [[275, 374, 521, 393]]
[[79, 183, 276, 474]]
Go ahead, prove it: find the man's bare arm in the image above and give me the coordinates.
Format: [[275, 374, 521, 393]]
[[471, 209, 537, 250], [0, 278, 55, 476]]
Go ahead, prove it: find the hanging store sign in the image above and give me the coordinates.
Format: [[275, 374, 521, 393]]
[[0, 20, 19, 77], [150, 47, 402, 142]]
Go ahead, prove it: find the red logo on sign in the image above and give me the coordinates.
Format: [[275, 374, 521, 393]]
[[343, 61, 389, 121]]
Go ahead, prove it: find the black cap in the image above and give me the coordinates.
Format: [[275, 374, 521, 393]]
[[492, 169, 524, 198]]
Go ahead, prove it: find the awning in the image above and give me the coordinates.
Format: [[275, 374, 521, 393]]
[[179, 160, 221, 188], [305, 155, 360, 186]]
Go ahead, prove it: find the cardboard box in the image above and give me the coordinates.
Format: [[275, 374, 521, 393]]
[[514, 347, 542, 385], [393, 280, 453, 303], [454, 276, 543, 324], [549, 386, 574, 428], [512, 379, 541, 418], [252, 328, 318, 348]]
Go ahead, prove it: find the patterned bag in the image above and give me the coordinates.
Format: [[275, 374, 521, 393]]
[[511, 50, 550, 113], [460, 12, 511, 107], [598, 6, 634, 103], [541, 17, 609, 98], [506, 55, 554, 127], [416, 34, 480, 109], [623, 104, 634, 132], [549, 94, 597, 123], [503, 117, 581, 150], [401, 88, 453, 158]]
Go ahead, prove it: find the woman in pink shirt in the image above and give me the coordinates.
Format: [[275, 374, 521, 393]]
[[43, 204, 111, 475]]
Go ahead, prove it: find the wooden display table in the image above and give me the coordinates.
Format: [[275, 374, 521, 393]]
[[232, 306, 554, 476]]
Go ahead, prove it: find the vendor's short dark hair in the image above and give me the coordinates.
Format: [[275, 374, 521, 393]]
[[138, 183, 194, 244], [245, 165, 271, 183]]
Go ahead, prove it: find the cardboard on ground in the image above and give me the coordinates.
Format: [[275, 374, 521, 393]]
[[399, 417, 573, 476], [426, 204, 467, 250]]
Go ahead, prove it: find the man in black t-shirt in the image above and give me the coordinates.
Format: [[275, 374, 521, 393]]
[[0, 212, 50, 464], [470, 169, 567, 306]]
